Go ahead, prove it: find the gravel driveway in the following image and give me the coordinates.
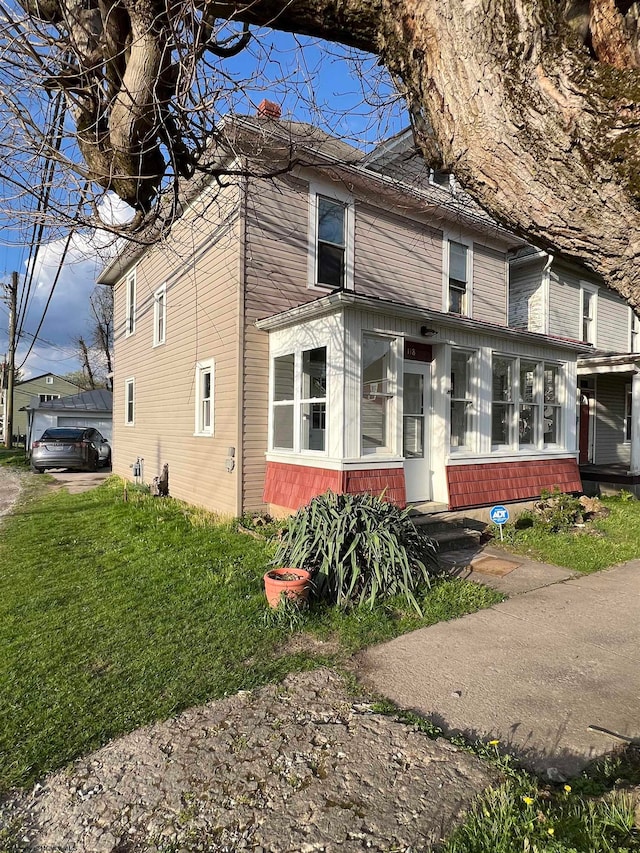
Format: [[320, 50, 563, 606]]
[[0, 465, 25, 519]]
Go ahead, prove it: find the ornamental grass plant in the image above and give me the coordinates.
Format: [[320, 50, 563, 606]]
[[273, 490, 440, 614]]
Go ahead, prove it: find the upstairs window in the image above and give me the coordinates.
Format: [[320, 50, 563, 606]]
[[153, 283, 166, 346], [317, 196, 346, 288], [309, 184, 354, 291], [125, 269, 136, 336], [447, 240, 469, 315], [580, 284, 597, 345]]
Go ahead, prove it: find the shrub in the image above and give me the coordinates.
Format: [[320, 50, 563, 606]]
[[533, 487, 583, 531], [273, 491, 440, 614]]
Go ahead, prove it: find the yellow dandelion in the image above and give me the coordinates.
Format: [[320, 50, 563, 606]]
[[548, 827, 555, 836], [522, 796, 535, 805], [488, 739, 500, 746], [563, 784, 572, 793]]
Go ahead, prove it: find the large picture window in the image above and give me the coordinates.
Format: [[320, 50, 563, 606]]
[[492, 355, 563, 450], [450, 349, 474, 451], [271, 347, 327, 453], [362, 335, 394, 454]]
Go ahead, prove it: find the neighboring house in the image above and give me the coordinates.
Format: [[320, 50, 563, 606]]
[[23, 389, 113, 450], [98, 109, 585, 516], [2, 374, 83, 442], [510, 250, 640, 494]]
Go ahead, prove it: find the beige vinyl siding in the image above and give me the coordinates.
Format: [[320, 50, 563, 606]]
[[242, 175, 315, 510], [244, 174, 313, 323], [595, 375, 631, 465], [472, 243, 508, 325], [509, 260, 546, 331], [597, 288, 632, 352], [548, 266, 582, 339], [241, 324, 270, 510], [113, 184, 242, 515], [354, 203, 442, 307]]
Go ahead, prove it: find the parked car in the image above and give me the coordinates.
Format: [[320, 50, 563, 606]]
[[31, 427, 111, 473]]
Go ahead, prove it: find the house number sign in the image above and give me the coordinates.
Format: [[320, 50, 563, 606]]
[[404, 341, 433, 362]]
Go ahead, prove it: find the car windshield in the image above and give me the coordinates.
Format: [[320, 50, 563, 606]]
[[40, 428, 85, 441]]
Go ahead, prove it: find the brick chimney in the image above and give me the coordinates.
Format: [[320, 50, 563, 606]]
[[256, 99, 282, 120]]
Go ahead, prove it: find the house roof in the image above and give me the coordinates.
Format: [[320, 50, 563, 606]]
[[23, 389, 113, 413], [97, 117, 523, 285], [256, 291, 592, 354], [16, 373, 83, 388]]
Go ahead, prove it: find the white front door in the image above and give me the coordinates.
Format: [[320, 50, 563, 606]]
[[403, 363, 431, 502]]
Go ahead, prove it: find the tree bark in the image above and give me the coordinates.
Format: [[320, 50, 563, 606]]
[[20, 0, 640, 305]]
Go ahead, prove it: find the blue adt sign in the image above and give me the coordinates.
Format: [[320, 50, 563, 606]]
[[490, 505, 510, 525]]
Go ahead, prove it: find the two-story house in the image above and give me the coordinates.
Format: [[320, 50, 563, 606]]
[[98, 109, 585, 516], [510, 249, 640, 495], [2, 373, 83, 443]]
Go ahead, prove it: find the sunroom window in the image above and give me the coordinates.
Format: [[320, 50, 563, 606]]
[[492, 355, 564, 450], [362, 335, 394, 454], [271, 347, 327, 453], [450, 349, 475, 451]]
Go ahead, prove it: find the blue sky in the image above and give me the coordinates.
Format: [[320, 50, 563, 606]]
[[0, 31, 408, 379]]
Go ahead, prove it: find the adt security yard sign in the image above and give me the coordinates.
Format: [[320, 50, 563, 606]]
[[490, 505, 510, 541]]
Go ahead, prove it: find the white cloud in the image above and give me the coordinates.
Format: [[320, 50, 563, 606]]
[[4, 193, 132, 378]]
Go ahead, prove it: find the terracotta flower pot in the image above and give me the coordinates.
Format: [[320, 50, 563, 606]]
[[263, 567, 312, 608]]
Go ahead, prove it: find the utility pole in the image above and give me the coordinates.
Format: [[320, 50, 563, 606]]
[[4, 272, 17, 449]]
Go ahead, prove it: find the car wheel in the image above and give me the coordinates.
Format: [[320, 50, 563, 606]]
[[30, 464, 43, 474]]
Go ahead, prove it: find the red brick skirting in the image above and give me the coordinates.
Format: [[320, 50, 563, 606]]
[[446, 458, 582, 510], [263, 462, 406, 511]]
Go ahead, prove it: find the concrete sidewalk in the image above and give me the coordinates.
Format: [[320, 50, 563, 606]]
[[356, 559, 640, 777]]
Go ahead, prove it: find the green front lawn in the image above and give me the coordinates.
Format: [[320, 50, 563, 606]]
[[0, 477, 501, 792], [500, 495, 640, 573]]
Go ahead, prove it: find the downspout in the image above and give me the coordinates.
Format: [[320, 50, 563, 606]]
[[542, 253, 553, 335], [235, 165, 248, 518]]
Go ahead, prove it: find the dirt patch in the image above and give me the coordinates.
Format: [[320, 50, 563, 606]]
[[9, 669, 501, 852], [0, 466, 26, 519]]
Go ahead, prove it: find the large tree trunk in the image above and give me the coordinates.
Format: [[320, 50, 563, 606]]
[[22, 0, 640, 305]]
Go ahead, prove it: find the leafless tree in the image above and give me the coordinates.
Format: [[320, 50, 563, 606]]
[[3, 0, 640, 305], [69, 285, 113, 388]]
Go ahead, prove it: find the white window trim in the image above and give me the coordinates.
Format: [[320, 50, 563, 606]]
[[361, 332, 399, 457], [449, 347, 477, 454], [269, 345, 329, 456], [442, 233, 473, 317], [629, 307, 640, 353], [125, 269, 137, 337], [124, 377, 135, 426], [194, 359, 215, 437], [491, 354, 565, 452], [580, 281, 598, 346], [153, 282, 166, 347], [307, 180, 355, 292], [45, 376, 54, 385]]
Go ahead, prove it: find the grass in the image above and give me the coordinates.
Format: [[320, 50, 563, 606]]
[[0, 476, 501, 792], [0, 447, 29, 469], [498, 495, 640, 573]]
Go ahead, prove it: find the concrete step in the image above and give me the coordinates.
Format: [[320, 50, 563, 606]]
[[412, 514, 488, 553], [429, 526, 484, 553]]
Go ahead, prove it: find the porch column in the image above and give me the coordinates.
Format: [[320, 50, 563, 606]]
[[631, 371, 640, 474]]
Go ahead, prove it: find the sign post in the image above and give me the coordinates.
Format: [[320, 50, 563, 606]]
[[489, 505, 510, 542]]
